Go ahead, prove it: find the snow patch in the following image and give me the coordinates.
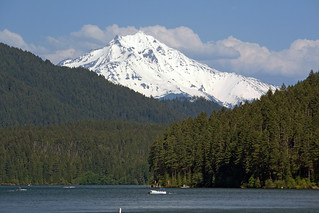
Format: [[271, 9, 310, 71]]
[[59, 31, 278, 108]]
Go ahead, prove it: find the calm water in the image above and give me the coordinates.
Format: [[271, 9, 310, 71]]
[[0, 185, 318, 213]]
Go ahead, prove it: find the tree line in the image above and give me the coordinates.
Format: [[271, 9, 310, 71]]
[[0, 120, 165, 185], [149, 71, 319, 188], [0, 42, 220, 186]]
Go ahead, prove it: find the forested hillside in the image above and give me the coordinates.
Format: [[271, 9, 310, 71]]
[[161, 97, 222, 118], [0, 43, 222, 186], [0, 43, 220, 127], [0, 120, 165, 185], [149, 71, 319, 188]]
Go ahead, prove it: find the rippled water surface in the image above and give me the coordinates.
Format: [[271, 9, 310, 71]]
[[0, 185, 318, 212]]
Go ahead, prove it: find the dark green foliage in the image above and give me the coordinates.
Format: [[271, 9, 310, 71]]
[[0, 43, 221, 126], [0, 120, 165, 185], [149, 71, 319, 188], [161, 97, 222, 118], [0, 43, 187, 126], [0, 43, 223, 185]]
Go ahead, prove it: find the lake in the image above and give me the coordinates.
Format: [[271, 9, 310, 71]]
[[0, 185, 318, 212]]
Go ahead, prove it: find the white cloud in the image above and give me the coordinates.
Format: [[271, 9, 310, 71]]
[[66, 24, 139, 48], [1, 26, 318, 86], [0, 29, 29, 50], [210, 37, 319, 81], [40, 24, 239, 63], [104, 24, 138, 39], [140, 25, 239, 59], [142, 25, 201, 49], [44, 48, 77, 64], [71, 24, 106, 41], [40, 24, 139, 63], [0, 29, 48, 60]]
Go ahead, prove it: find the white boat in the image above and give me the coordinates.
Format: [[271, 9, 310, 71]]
[[149, 189, 167, 194], [181, 184, 190, 189], [63, 186, 75, 189], [17, 187, 27, 191]]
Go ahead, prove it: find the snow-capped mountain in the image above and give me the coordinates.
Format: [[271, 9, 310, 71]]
[[59, 31, 277, 108]]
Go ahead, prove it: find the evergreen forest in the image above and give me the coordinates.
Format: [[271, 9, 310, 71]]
[[149, 71, 319, 189], [1, 43, 319, 189], [0, 43, 221, 127], [0, 43, 220, 185], [0, 120, 165, 185]]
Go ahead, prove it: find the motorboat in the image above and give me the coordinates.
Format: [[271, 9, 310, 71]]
[[149, 188, 167, 194], [63, 186, 76, 189], [181, 184, 190, 189], [17, 187, 27, 191]]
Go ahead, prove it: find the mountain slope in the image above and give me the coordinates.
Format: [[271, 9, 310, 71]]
[[0, 43, 188, 126], [149, 71, 319, 188], [60, 31, 277, 108]]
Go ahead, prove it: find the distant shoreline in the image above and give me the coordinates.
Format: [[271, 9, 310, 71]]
[[1, 184, 318, 190]]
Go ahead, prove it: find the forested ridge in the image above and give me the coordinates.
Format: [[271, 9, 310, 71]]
[[0, 43, 220, 127], [0, 43, 221, 185], [149, 71, 319, 189], [0, 120, 165, 185], [3, 43, 318, 189]]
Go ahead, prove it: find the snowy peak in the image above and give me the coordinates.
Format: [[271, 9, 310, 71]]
[[60, 31, 277, 108]]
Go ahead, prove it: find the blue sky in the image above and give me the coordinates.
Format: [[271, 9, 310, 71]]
[[1, 0, 318, 86]]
